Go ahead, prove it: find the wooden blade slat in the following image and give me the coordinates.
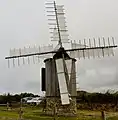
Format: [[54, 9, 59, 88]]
[[55, 58, 70, 105]]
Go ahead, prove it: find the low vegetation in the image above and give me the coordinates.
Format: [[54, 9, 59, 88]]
[[0, 90, 118, 119], [0, 106, 118, 120]]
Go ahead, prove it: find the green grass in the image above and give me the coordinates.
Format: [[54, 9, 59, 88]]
[[0, 106, 118, 120]]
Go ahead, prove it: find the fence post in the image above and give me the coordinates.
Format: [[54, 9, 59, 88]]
[[101, 111, 106, 120], [19, 98, 23, 120], [7, 102, 9, 111]]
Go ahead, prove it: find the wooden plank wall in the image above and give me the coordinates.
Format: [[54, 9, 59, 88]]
[[45, 58, 76, 97]]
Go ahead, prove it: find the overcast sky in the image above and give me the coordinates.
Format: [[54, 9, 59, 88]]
[[0, 0, 118, 95]]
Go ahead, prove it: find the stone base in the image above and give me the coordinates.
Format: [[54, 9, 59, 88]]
[[44, 97, 77, 117]]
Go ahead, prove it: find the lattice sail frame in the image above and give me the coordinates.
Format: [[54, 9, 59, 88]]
[[69, 37, 115, 59], [46, 3, 69, 43]]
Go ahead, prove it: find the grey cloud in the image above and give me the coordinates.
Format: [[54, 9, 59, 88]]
[[77, 50, 118, 92], [0, 0, 118, 94]]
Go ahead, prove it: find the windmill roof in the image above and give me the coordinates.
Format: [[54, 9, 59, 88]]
[[53, 47, 70, 59], [44, 47, 76, 62]]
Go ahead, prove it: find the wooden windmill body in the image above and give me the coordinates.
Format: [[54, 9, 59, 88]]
[[43, 50, 77, 116], [5, 1, 117, 117]]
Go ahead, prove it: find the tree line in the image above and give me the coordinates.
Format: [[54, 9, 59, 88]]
[[76, 90, 118, 111], [0, 93, 39, 104], [0, 90, 118, 105], [76, 90, 118, 104]]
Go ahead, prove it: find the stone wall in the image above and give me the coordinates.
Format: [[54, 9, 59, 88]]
[[44, 97, 77, 117]]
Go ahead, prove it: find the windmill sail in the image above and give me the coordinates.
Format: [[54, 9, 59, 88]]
[[47, 4, 69, 44], [10, 44, 54, 58], [55, 58, 70, 105], [69, 38, 114, 59]]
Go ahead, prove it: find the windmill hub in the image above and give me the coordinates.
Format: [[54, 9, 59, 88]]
[[53, 47, 70, 59]]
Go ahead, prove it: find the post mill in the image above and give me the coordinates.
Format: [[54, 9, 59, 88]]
[[5, 1, 117, 117]]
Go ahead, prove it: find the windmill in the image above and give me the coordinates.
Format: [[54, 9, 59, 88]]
[[5, 1, 117, 116]]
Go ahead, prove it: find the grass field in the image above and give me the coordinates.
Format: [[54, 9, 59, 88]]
[[0, 106, 118, 120]]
